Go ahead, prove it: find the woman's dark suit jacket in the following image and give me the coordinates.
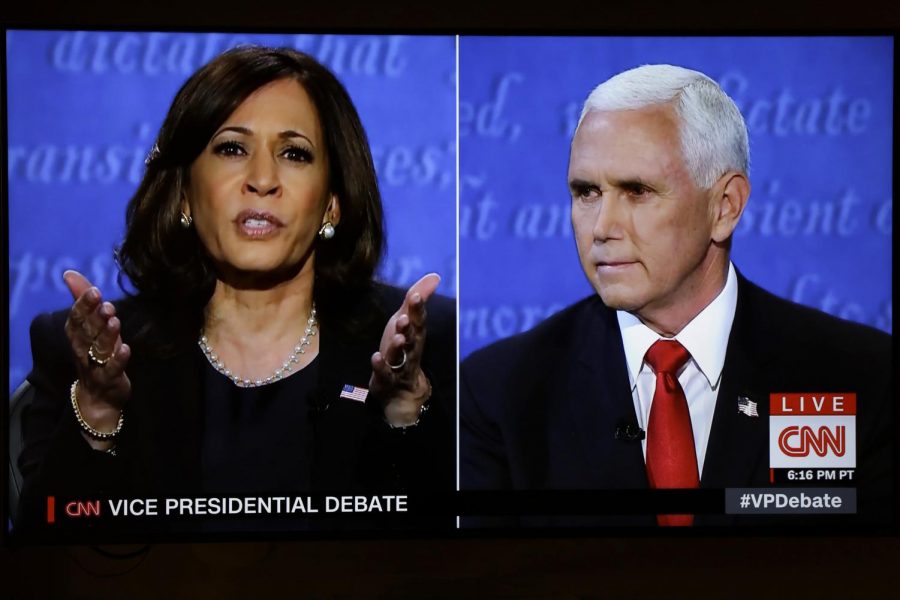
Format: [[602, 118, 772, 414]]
[[17, 285, 456, 535]]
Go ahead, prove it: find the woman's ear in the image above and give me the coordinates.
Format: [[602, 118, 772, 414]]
[[326, 194, 341, 227]]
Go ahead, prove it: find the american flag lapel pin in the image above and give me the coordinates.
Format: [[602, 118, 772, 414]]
[[340, 384, 368, 402], [737, 395, 759, 417]]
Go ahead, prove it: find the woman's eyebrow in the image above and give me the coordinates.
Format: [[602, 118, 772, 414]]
[[278, 130, 314, 146], [210, 126, 314, 147], [211, 125, 252, 139]]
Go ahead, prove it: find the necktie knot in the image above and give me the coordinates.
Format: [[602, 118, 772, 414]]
[[644, 339, 690, 375]]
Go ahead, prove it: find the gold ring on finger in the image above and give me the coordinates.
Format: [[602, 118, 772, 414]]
[[88, 345, 112, 367]]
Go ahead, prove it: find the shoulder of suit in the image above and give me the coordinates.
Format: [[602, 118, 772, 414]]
[[27, 294, 152, 377], [462, 294, 608, 374], [737, 276, 890, 366], [29, 294, 174, 355]]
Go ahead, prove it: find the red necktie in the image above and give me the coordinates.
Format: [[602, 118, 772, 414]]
[[644, 339, 699, 526]]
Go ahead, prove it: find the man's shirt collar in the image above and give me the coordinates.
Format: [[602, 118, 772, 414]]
[[616, 262, 738, 388]]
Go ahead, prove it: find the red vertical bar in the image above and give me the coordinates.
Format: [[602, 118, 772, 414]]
[[769, 468, 775, 484], [47, 496, 55, 524]]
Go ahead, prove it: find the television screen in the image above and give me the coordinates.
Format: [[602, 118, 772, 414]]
[[6, 30, 458, 541], [4, 30, 895, 543], [457, 35, 893, 530]]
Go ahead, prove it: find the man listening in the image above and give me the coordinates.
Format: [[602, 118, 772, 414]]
[[460, 64, 892, 528]]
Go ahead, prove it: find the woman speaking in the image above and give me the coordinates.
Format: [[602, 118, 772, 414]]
[[17, 46, 454, 533]]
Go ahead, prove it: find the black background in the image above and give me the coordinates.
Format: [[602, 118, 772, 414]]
[[3, 1, 899, 596]]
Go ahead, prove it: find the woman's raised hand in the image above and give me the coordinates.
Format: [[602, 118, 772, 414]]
[[62, 270, 131, 449], [370, 273, 440, 427]]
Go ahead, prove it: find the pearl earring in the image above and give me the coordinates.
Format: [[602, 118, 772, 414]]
[[318, 221, 335, 240]]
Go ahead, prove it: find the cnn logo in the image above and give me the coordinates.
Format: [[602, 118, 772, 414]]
[[778, 425, 846, 457], [769, 416, 856, 468]]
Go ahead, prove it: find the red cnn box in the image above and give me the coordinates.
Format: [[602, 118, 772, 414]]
[[770, 393, 857, 416], [769, 393, 857, 469]]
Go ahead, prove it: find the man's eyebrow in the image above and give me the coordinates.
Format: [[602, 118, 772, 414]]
[[609, 176, 655, 190], [610, 175, 653, 188], [568, 178, 595, 191]]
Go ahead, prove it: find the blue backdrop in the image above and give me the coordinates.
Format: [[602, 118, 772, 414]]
[[459, 37, 893, 358], [6, 31, 457, 393], [6, 34, 896, 385]]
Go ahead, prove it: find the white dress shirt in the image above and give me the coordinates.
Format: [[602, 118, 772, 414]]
[[616, 262, 738, 479]]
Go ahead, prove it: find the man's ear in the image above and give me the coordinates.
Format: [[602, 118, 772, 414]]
[[710, 172, 750, 243]]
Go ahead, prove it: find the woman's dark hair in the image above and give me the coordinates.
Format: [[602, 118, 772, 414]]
[[117, 46, 384, 348]]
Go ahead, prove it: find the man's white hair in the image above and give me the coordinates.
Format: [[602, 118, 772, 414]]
[[578, 64, 750, 189]]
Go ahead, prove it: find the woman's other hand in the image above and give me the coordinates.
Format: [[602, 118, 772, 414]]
[[63, 270, 131, 450], [370, 273, 440, 427]]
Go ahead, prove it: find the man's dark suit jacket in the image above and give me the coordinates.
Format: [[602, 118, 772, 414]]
[[17, 285, 456, 537], [460, 273, 893, 528]]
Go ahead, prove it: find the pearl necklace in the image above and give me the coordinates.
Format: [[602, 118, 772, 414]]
[[198, 304, 317, 387]]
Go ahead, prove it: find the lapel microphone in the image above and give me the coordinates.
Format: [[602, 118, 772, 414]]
[[308, 384, 331, 418], [615, 423, 646, 442]]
